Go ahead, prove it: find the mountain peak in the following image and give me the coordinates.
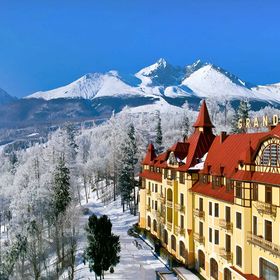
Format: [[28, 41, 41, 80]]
[[135, 58, 184, 87], [0, 88, 16, 105], [156, 58, 168, 67], [136, 58, 169, 77], [192, 59, 202, 68]]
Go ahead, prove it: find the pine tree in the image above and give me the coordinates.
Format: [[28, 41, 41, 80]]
[[155, 112, 163, 153], [51, 157, 71, 275], [64, 123, 78, 162], [181, 114, 190, 140], [84, 214, 120, 280], [118, 124, 138, 212], [1, 234, 27, 279], [52, 157, 71, 218], [231, 100, 251, 133]]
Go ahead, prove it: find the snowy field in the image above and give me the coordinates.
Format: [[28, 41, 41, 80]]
[[73, 195, 168, 280]]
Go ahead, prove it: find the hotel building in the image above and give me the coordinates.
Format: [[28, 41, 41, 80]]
[[139, 101, 280, 280]]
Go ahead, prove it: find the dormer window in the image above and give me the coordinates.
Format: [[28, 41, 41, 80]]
[[168, 151, 178, 166], [255, 139, 280, 172], [199, 174, 208, 184], [212, 176, 221, 188], [260, 144, 280, 167], [226, 179, 234, 192]]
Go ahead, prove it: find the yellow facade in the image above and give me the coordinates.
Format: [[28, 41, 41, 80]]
[[139, 135, 280, 280]]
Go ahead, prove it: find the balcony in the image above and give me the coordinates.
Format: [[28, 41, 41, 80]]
[[166, 200, 173, 208], [219, 219, 233, 231], [193, 208, 204, 219], [167, 221, 172, 231], [247, 232, 280, 257], [219, 248, 232, 262], [146, 205, 151, 211], [175, 203, 185, 213], [193, 233, 204, 245], [175, 225, 185, 236], [255, 201, 277, 217]]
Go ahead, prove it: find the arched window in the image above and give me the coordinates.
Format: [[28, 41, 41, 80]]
[[224, 268, 232, 280], [210, 258, 218, 280], [179, 241, 185, 257], [167, 188, 173, 202], [198, 250, 205, 270], [147, 216, 151, 228], [171, 235, 176, 251], [163, 229, 168, 245], [260, 144, 280, 167], [153, 219, 157, 233]]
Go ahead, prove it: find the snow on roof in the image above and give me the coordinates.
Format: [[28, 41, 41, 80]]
[[189, 152, 208, 170]]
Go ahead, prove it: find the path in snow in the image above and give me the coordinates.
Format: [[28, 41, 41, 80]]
[[74, 196, 167, 280]]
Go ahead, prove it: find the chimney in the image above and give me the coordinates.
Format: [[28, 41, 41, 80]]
[[269, 125, 276, 131], [220, 131, 227, 144], [220, 131, 227, 143]]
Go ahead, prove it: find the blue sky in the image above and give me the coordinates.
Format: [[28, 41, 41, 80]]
[[0, 0, 279, 97]]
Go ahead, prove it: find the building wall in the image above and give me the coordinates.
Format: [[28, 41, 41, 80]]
[[139, 138, 280, 279]]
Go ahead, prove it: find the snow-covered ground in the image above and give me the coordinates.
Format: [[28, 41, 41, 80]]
[[73, 195, 168, 280]]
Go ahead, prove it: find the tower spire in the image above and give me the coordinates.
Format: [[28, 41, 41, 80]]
[[142, 143, 156, 165], [193, 100, 214, 132]]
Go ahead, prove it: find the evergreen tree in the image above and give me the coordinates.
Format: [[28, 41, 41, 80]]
[[231, 100, 251, 133], [118, 124, 138, 212], [84, 214, 120, 280], [181, 114, 190, 140], [1, 234, 27, 279], [64, 123, 78, 162], [118, 158, 133, 212], [51, 157, 72, 275], [155, 112, 163, 153], [52, 157, 71, 218]]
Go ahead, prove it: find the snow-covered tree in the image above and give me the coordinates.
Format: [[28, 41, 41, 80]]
[[118, 124, 138, 212], [231, 100, 251, 133], [155, 112, 163, 153]]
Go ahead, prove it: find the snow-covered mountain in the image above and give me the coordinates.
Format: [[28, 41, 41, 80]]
[[28, 71, 144, 100], [0, 88, 15, 105], [135, 58, 185, 87], [1, 59, 280, 145], [26, 59, 280, 105]]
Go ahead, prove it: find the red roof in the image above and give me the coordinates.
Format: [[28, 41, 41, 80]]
[[202, 125, 280, 178], [193, 100, 214, 128], [139, 170, 162, 182], [168, 142, 189, 160], [233, 170, 280, 186], [202, 132, 269, 177], [141, 100, 215, 173], [190, 182, 234, 203], [142, 143, 157, 165]]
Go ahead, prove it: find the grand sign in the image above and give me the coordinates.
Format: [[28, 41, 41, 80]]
[[238, 115, 279, 129]]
